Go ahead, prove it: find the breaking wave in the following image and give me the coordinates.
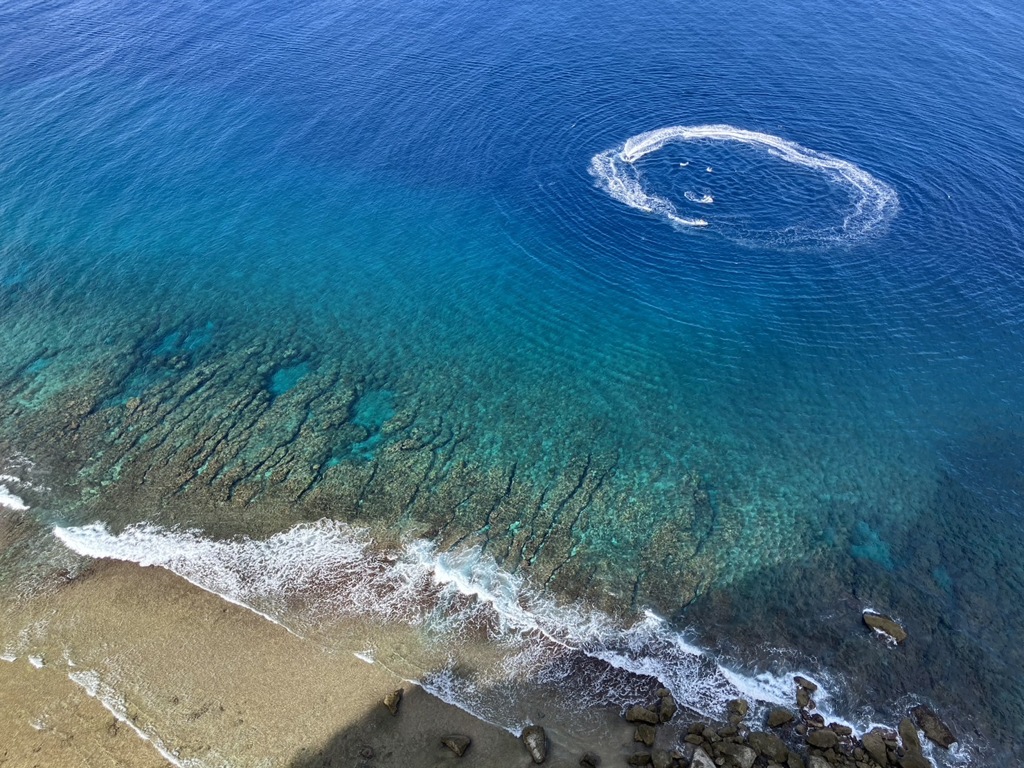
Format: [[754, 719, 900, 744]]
[[52, 519, 852, 735], [589, 124, 898, 246]]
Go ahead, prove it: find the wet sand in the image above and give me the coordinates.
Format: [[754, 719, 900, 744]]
[[0, 559, 526, 767]]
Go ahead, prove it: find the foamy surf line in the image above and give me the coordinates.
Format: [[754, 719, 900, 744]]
[[54, 519, 847, 734], [590, 123, 898, 245], [0, 485, 28, 511], [68, 668, 196, 768]]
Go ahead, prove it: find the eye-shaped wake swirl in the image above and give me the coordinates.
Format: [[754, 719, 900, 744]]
[[590, 124, 898, 246]]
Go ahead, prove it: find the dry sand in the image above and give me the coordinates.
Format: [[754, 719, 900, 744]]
[[0, 559, 532, 767]]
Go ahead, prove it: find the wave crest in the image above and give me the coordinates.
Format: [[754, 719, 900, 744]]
[[53, 519, 809, 732]]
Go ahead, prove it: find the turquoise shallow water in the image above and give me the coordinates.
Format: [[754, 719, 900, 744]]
[[2, 0, 1024, 762]]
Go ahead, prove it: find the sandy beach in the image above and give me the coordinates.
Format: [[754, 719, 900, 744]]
[[0, 558, 533, 767]]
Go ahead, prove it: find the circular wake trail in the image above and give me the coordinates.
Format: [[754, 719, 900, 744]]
[[590, 124, 898, 245]]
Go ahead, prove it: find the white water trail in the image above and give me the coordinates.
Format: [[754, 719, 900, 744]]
[[590, 123, 898, 244]]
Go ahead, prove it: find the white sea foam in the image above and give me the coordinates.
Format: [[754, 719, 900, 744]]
[[68, 669, 196, 768], [0, 485, 28, 511], [590, 124, 898, 245], [54, 520, 843, 733], [684, 191, 714, 205]]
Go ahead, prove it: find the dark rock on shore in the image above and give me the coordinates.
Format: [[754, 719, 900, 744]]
[[796, 687, 813, 710], [898, 718, 933, 768], [804, 728, 838, 749], [717, 741, 756, 768], [912, 705, 957, 748], [689, 747, 716, 768], [861, 729, 889, 767], [658, 693, 677, 723], [768, 708, 796, 728], [803, 713, 825, 729], [382, 688, 402, 716], [441, 734, 471, 757], [634, 724, 656, 746], [625, 705, 660, 725], [728, 698, 750, 718], [863, 610, 908, 644], [898, 718, 921, 752], [522, 724, 548, 764], [748, 731, 789, 762], [610, 685, 947, 768], [794, 676, 818, 693]]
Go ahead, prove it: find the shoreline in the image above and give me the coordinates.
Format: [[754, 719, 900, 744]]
[[0, 558, 529, 767], [0, 550, 970, 768]]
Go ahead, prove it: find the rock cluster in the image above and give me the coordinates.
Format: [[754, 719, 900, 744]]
[[615, 677, 955, 768], [382, 672, 956, 768]]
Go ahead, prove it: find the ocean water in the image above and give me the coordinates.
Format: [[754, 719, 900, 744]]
[[1, 0, 1023, 763]]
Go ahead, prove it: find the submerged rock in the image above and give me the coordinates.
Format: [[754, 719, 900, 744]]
[[651, 750, 672, 768], [911, 705, 957, 748], [863, 610, 908, 644], [521, 725, 548, 764], [627, 753, 652, 766], [441, 734, 471, 757], [382, 688, 402, 716], [768, 708, 795, 728], [625, 705, 660, 725], [579, 752, 600, 768]]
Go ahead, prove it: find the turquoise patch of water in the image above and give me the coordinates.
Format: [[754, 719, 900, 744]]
[[932, 566, 954, 593], [24, 357, 52, 374], [268, 361, 311, 397], [182, 323, 215, 352], [152, 331, 183, 357], [849, 520, 894, 570], [325, 390, 396, 465], [352, 389, 395, 430], [153, 323, 214, 357]]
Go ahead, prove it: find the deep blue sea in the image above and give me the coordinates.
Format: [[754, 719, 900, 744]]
[[1, 0, 1023, 764]]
